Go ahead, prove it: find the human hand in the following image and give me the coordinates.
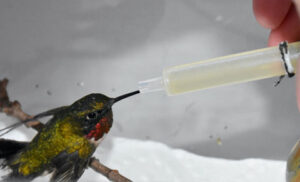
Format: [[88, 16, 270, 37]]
[[253, 0, 300, 110], [253, 0, 300, 46]]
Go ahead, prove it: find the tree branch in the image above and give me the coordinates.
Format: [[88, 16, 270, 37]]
[[0, 78, 131, 182], [0, 78, 44, 131], [90, 157, 131, 182]]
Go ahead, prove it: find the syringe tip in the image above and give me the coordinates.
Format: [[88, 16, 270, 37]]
[[138, 77, 164, 94]]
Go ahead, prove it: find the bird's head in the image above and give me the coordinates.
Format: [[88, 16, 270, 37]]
[[69, 91, 139, 141]]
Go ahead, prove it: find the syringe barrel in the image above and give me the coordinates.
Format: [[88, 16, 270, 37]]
[[163, 42, 300, 95]]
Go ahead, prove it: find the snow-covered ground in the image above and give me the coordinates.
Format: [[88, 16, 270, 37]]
[[80, 137, 286, 182]]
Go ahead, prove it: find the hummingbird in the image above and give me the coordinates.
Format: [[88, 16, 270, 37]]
[[0, 90, 139, 182]]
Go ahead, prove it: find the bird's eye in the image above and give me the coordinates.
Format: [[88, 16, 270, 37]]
[[86, 112, 97, 120]]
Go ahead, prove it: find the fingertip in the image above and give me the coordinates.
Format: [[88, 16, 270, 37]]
[[268, 5, 300, 46], [268, 30, 289, 46], [253, 0, 292, 29]]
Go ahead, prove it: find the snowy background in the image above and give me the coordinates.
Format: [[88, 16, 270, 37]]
[[0, 0, 299, 181]]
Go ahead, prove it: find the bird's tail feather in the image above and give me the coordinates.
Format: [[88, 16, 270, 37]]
[[0, 139, 28, 159]]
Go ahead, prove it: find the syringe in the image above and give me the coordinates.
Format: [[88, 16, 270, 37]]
[[138, 41, 300, 96]]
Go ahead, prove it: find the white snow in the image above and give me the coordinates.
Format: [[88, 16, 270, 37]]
[[80, 137, 286, 182]]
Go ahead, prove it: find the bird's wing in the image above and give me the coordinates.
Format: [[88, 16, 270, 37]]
[[50, 151, 89, 182], [30, 106, 69, 121], [0, 106, 69, 137]]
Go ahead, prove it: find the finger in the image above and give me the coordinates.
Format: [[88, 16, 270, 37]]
[[253, 0, 292, 29], [268, 5, 300, 46]]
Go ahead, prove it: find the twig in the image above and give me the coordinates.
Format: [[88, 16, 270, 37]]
[[90, 157, 131, 182], [0, 78, 44, 131], [0, 78, 131, 182]]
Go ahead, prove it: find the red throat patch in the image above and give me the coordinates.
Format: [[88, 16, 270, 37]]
[[86, 117, 110, 140]]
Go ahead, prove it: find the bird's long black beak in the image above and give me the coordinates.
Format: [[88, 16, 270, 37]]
[[98, 90, 139, 119], [112, 90, 140, 104]]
